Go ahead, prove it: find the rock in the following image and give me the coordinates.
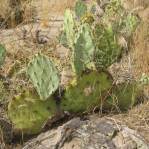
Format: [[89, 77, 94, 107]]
[[23, 115, 149, 149]]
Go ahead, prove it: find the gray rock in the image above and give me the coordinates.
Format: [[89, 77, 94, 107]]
[[23, 116, 149, 149]]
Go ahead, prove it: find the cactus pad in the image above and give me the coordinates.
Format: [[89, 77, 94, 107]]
[[0, 44, 6, 67], [63, 9, 75, 49], [73, 24, 95, 76], [93, 24, 122, 69], [75, 0, 87, 19], [61, 71, 113, 113], [8, 92, 57, 135], [120, 14, 139, 38], [27, 53, 60, 100]]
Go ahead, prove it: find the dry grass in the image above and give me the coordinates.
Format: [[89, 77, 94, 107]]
[[110, 1, 149, 142], [0, 0, 10, 18], [131, 21, 149, 96], [111, 101, 149, 143], [0, 0, 32, 28], [0, 0, 76, 28], [122, 0, 149, 10]]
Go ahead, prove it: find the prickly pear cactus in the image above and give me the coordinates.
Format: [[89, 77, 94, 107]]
[[104, 83, 141, 111], [63, 9, 75, 49], [120, 14, 139, 38], [93, 24, 122, 69], [75, 0, 87, 19], [0, 44, 6, 67], [73, 23, 95, 76], [8, 92, 57, 135], [27, 53, 60, 100], [61, 71, 113, 113], [102, 0, 139, 39], [102, 0, 124, 24]]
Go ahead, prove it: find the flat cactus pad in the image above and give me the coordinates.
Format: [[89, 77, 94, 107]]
[[8, 92, 57, 135]]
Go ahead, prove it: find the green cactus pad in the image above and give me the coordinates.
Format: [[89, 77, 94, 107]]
[[0, 44, 6, 67], [58, 31, 69, 48], [120, 14, 140, 38], [73, 23, 95, 76], [104, 83, 141, 111], [93, 24, 122, 69], [27, 53, 60, 100], [8, 92, 57, 135], [61, 71, 113, 113], [75, 0, 87, 19], [64, 9, 75, 49]]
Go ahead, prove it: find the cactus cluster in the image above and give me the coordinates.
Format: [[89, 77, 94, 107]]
[[27, 53, 60, 100], [60, 0, 139, 71], [58, 0, 141, 114], [5, 0, 141, 137], [62, 71, 113, 113], [60, 2, 122, 72], [8, 91, 57, 135], [102, 0, 139, 39]]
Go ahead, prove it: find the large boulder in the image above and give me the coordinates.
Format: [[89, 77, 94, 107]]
[[23, 115, 149, 149]]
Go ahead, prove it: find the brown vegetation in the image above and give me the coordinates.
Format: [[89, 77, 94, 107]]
[[131, 16, 149, 96], [0, 0, 75, 28]]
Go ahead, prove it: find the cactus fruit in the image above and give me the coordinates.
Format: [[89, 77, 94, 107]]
[[27, 53, 60, 100], [63, 9, 75, 49], [8, 91, 57, 135], [61, 71, 113, 113], [104, 83, 141, 111], [0, 44, 6, 67], [81, 13, 95, 25], [93, 24, 122, 69], [73, 23, 95, 76], [75, 0, 87, 19]]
